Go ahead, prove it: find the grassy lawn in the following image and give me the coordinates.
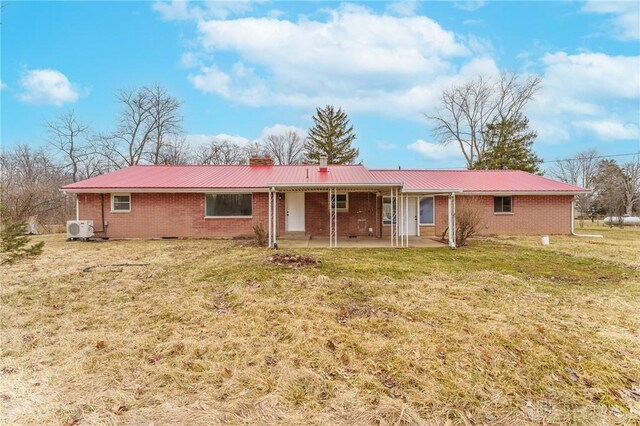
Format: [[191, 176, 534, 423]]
[[1, 225, 639, 425]]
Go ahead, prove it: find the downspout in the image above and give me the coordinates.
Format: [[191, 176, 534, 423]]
[[571, 198, 602, 238], [90, 193, 107, 234], [75, 196, 80, 221]]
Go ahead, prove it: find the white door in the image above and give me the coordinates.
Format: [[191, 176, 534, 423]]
[[402, 197, 418, 236], [286, 193, 305, 232]]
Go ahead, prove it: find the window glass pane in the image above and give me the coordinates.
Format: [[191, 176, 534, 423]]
[[113, 195, 130, 211], [494, 196, 512, 213], [382, 197, 396, 224], [206, 194, 252, 216], [419, 197, 434, 224], [331, 194, 348, 210], [494, 197, 502, 212], [503, 196, 512, 212]]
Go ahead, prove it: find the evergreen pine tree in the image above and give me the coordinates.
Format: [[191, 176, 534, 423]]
[[0, 207, 44, 265], [473, 113, 542, 174], [304, 105, 359, 164]]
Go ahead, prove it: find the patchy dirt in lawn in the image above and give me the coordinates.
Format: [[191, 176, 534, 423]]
[[267, 253, 319, 267]]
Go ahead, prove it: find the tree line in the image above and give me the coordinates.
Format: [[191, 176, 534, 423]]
[[0, 84, 359, 225], [3, 76, 638, 230], [549, 149, 640, 224]]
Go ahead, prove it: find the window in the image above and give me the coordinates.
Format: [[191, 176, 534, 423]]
[[419, 197, 434, 224], [382, 197, 396, 225], [329, 193, 348, 212], [494, 196, 512, 213], [111, 194, 131, 212], [206, 194, 252, 217]]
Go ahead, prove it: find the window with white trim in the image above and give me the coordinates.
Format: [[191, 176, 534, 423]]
[[382, 196, 396, 225], [419, 197, 434, 224], [205, 194, 252, 217], [111, 194, 131, 212], [329, 193, 348, 212], [494, 196, 513, 213]]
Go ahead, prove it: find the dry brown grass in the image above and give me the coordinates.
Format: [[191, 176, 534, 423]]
[[1, 230, 639, 425]]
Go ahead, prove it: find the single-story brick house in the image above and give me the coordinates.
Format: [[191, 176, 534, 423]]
[[61, 155, 589, 247]]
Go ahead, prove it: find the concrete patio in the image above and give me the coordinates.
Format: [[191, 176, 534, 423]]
[[276, 236, 448, 248]]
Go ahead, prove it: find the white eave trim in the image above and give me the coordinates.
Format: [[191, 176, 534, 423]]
[[460, 190, 590, 196], [267, 182, 403, 188], [401, 188, 462, 194], [61, 187, 270, 194]]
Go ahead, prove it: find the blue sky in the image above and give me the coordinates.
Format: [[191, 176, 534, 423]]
[[2, 0, 639, 169]]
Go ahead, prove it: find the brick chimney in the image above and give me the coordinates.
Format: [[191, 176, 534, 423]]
[[249, 154, 274, 166]]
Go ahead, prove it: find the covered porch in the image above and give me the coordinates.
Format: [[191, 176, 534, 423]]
[[266, 183, 459, 248]]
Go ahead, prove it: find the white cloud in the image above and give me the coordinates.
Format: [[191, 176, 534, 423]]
[[527, 51, 640, 144], [17, 69, 81, 106], [0, 81, 7, 91], [582, 1, 640, 41], [186, 124, 307, 149], [454, 1, 486, 12], [185, 133, 251, 147], [376, 141, 397, 150], [407, 140, 463, 161], [189, 66, 232, 97], [541, 52, 640, 101], [153, 0, 261, 21], [181, 5, 506, 118], [572, 119, 640, 141], [260, 124, 307, 140], [386, 1, 419, 17]]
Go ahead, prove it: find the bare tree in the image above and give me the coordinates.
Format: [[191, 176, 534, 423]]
[[46, 110, 91, 182], [158, 136, 191, 165], [426, 72, 541, 168], [145, 84, 183, 165], [263, 130, 306, 165], [193, 139, 247, 165], [439, 196, 485, 247], [0, 144, 72, 226], [97, 85, 182, 169], [622, 155, 640, 215], [549, 149, 600, 224]]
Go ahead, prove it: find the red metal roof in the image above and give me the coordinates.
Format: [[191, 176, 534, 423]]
[[61, 164, 589, 193], [61, 164, 381, 191], [370, 169, 589, 193]]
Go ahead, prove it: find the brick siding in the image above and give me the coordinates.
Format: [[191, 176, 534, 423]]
[[77, 192, 573, 239]]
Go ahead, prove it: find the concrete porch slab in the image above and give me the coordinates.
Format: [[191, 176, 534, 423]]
[[276, 236, 448, 248]]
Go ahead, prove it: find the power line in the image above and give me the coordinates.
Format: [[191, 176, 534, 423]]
[[542, 151, 640, 164]]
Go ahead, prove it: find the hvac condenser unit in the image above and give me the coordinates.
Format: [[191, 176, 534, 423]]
[[66, 220, 94, 240]]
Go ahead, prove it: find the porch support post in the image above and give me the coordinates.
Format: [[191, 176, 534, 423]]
[[272, 189, 278, 247], [448, 192, 456, 248], [390, 188, 394, 247], [268, 189, 273, 248], [404, 193, 409, 247], [329, 188, 333, 247], [399, 191, 403, 247], [393, 188, 400, 247], [329, 187, 337, 248], [333, 188, 338, 248]]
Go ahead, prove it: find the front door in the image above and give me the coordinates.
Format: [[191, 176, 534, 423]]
[[286, 192, 305, 232], [401, 197, 418, 236]]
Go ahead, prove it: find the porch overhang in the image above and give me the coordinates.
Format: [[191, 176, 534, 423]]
[[266, 182, 403, 192]]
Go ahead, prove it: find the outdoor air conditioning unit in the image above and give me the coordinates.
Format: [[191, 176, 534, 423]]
[[66, 220, 94, 240]]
